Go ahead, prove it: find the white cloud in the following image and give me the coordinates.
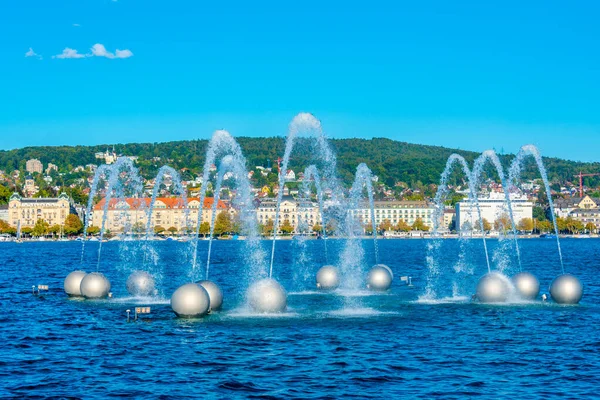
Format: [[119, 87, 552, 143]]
[[25, 47, 42, 59], [53, 48, 86, 59], [73, 23, 81, 27], [91, 43, 133, 59]]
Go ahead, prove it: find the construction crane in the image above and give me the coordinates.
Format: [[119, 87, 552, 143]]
[[575, 172, 600, 197]]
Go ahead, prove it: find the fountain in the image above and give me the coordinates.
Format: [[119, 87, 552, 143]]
[[424, 154, 490, 299], [508, 145, 583, 303], [268, 113, 342, 279], [343, 163, 391, 290], [302, 165, 340, 290]]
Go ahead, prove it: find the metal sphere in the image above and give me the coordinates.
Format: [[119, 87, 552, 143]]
[[197, 280, 223, 311], [512, 272, 540, 300], [367, 264, 393, 291], [550, 274, 583, 304], [80, 272, 111, 299], [64, 270, 87, 297], [247, 278, 287, 313], [316, 265, 340, 290], [126, 270, 156, 297], [476, 272, 511, 303], [170, 283, 211, 318]]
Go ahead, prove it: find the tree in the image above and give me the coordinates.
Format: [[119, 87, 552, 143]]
[[378, 219, 393, 233], [395, 219, 411, 232], [64, 214, 83, 236], [537, 220, 553, 233], [0, 184, 11, 205], [154, 225, 165, 235], [32, 219, 49, 237], [312, 223, 322, 234], [280, 219, 294, 235], [199, 222, 211, 236], [213, 211, 232, 236], [517, 218, 534, 232], [48, 224, 61, 237], [412, 217, 429, 231], [585, 222, 596, 233], [167, 226, 178, 235], [494, 214, 512, 233], [132, 222, 145, 234], [87, 225, 101, 235], [477, 218, 492, 232], [0, 219, 16, 235], [21, 226, 33, 237], [261, 219, 274, 236]]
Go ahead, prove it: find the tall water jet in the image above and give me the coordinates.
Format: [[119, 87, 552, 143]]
[[268, 113, 343, 278], [80, 164, 111, 263], [145, 165, 190, 241], [508, 145, 565, 274], [471, 150, 522, 273], [340, 163, 387, 291], [302, 165, 329, 263], [424, 154, 491, 299], [190, 130, 261, 279], [95, 157, 144, 271]]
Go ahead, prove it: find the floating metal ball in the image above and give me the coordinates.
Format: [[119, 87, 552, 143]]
[[80, 272, 111, 299], [247, 278, 287, 313], [64, 270, 87, 297], [197, 280, 223, 311], [512, 272, 540, 300], [476, 272, 511, 303], [170, 283, 211, 318], [126, 270, 156, 297], [316, 265, 340, 290], [367, 264, 393, 291], [550, 274, 583, 304]]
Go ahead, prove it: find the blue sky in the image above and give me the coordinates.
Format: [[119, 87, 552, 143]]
[[1, 1, 599, 161]]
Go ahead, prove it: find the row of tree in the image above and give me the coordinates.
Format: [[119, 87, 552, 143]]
[[0, 214, 84, 237]]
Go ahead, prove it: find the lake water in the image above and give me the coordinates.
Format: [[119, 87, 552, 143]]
[[1, 239, 599, 398]]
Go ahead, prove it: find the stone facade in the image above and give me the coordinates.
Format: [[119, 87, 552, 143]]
[[8, 193, 74, 228], [91, 197, 229, 233]]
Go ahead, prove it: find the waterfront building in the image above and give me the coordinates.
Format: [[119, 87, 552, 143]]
[[8, 193, 75, 228], [257, 196, 320, 233], [91, 197, 229, 233], [455, 192, 533, 231], [350, 200, 435, 229], [26, 159, 43, 174], [554, 195, 600, 219]]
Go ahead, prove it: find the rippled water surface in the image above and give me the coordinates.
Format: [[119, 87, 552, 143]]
[[1, 239, 599, 398]]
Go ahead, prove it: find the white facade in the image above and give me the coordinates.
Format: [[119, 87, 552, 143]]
[[350, 201, 434, 228], [455, 192, 533, 231], [257, 197, 320, 233]]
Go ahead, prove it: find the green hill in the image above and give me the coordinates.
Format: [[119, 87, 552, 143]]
[[1, 137, 599, 189]]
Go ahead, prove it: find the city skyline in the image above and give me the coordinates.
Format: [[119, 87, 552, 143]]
[[2, 1, 600, 161]]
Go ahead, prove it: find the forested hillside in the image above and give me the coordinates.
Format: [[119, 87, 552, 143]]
[[1, 137, 599, 188]]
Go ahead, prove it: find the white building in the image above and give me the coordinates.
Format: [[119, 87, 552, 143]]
[[455, 192, 533, 231], [256, 196, 320, 233], [350, 200, 435, 228]]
